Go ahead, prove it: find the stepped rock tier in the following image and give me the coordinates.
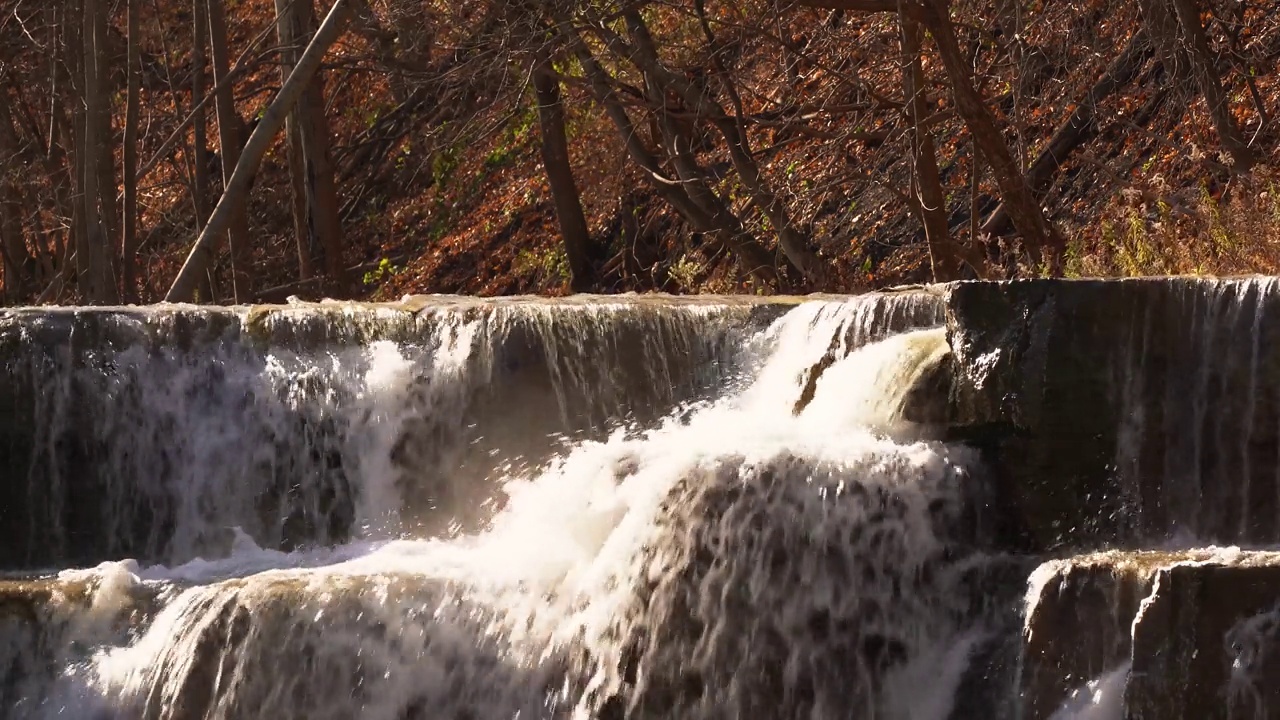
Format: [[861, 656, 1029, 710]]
[[3, 279, 1280, 718]]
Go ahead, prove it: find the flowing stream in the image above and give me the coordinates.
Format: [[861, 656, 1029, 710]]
[[2, 297, 1016, 719]]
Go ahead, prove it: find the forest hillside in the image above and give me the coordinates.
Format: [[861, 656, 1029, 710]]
[[2, 0, 1280, 304]]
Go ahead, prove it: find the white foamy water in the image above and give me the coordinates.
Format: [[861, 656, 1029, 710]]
[[9, 298, 995, 720]]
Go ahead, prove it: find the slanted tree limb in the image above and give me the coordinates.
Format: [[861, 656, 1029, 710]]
[[983, 30, 1154, 237], [135, 20, 277, 185], [613, 11, 827, 284], [916, 0, 1066, 272], [899, 0, 985, 280], [1169, 0, 1254, 171], [554, 14, 779, 286], [165, 0, 352, 303]]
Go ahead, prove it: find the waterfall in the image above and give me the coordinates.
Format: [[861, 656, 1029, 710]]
[[1, 293, 1007, 719]]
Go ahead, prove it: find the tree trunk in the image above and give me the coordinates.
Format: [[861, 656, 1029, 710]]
[[276, 0, 315, 280], [192, 0, 211, 227], [0, 200, 26, 303], [191, 0, 216, 301], [1169, 0, 1254, 171], [899, 5, 981, 280], [533, 50, 593, 292], [0, 204, 28, 303], [91, 0, 116, 281], [285, 0, 345, 283], [166, 0, 353, 302], [121, 0, 141, 302], [80, 0, 116, 303], [78, 0, 97, 301], [41, 2, 70, 283], [57, 5, 83, 299], [207, 0, 251, 301], [916, 0, 1066, 272]]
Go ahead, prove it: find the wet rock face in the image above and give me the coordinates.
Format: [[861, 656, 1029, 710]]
[[1018, 551, 1280, 720], [946, 277, 1280, 551], [0, 308, 248, 570], [1018, 554, 1158, 718], [897, 345, 953, 428], [1127, 560, 1280, 720]]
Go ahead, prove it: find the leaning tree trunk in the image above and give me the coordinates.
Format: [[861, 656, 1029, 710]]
[[166, 0, 353, 302], [917, 0, 1066, 272], [533, 48, 593, 292], [207, 0, 251, 301], [899, 4, 984, 280], [1169, 0, 1254, 171], [982, 30, 1153, 237]]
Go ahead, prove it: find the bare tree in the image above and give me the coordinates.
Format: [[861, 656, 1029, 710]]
[[1169, 0, 1254, 171], [915, 0, 1066, 271], [898, 1, 983, 279], [275, 0, 346, 285], [207, 0, 251, 300], [279, 0, 315, 280], [121, 0, 142, 301], [554, 14, 780, 286], [982, 30, 1154, 237], [192, 0, 212, 230], [533, 46, 593, 291], [167, 0, 353, 302], [192, 0, 217, 301], [79, 0, 118, 303], [614, 8, 827, 283]]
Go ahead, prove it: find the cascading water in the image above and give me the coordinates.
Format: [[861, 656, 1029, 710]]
[[3, 300, 765, 568], [3, 294, 1016, 719]]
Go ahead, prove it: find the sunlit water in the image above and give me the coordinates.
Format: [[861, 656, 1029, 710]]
[[10, 300, 1007, 720]]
